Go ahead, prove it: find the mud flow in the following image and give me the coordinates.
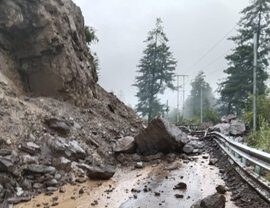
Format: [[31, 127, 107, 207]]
[[16, 155, 236, 208]]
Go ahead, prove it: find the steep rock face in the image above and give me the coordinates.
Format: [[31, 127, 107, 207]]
[[0, 0, 97, 105]]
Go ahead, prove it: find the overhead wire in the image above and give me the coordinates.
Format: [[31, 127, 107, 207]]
[[187, 24, 238, 72]]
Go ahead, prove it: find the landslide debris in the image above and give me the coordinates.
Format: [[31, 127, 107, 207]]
[[135, 117, 189, 155], [0, 0, 143, 206]]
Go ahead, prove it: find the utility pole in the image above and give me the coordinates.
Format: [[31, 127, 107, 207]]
[[182, 75, 188, 117], [200, 87, 203, 124], [166, 100, 169, 119], [175, 75, 188, 123], [253, 32, 258, 131]]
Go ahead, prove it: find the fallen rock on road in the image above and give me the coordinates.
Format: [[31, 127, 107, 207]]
[[191, 193, 226, 208], [135, 117, 188, 155]]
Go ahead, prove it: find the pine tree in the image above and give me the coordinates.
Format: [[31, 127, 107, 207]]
[[185, 71, 218, 123], [134, 18, 177, 121], [219, 0, 270, 115]]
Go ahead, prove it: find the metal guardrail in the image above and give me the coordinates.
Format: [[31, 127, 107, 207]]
[[206, 131, 270, 203]]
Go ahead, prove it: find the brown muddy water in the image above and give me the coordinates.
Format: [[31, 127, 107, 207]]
[[16, 154, 237, 208]]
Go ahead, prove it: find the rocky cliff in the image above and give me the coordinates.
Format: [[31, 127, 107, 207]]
[[0, 0, 98, 105], [0, 0, 143, 205]]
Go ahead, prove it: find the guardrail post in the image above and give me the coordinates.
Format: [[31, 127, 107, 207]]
[[241, 157, 247, 166], [255, 165, 261, 175]]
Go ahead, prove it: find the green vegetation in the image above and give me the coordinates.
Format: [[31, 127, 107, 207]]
[[185, 71, 219, 124], [219, 0, 270, 115], [84, 26, 99, 45], [84, 26, 100, 75], [134, 18, 177, 121], [244, 94, 270, 152], [246, 117, 270, 152]]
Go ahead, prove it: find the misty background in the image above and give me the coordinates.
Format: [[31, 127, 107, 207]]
[[73, 0, 250, 109]]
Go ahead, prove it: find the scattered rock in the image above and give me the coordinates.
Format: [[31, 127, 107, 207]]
[[0, 149, 12, 156], [0, 157, 15, 173], [215, 185, 226, 195], [154, 192, 161, 196], [183, 143, 194, 154], [87, 165, 115, 180], [7, 196, 31, 205], [52, 157, 71, 172], [113, 136, 135, 154], [45, 118, 71, 135], [191, 193, 226, 208], [175, 194, 184, 199], [79, 187, 84, 194], [18, 142, 40, 155], [135, 162, 144, 169], [209, 158, 218, 166], [165, 153, 176, 163], [25, 164, 56, 175], [173, 182, 187, 190], [143, 153, 164, 162]]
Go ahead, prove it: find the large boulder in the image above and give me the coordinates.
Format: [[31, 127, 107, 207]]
[[211, 120, 246, 136], [211, 123, 230, 135], [135, 117, 188, 155], [229, 120, 246, 136], [0, 0, 98, 105], [113, 136, 135, 154]]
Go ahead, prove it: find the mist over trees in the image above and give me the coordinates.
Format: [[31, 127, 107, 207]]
[[134, 18, 177, 121], [219, 0, 270, 116], [184, 71, 219, 124]]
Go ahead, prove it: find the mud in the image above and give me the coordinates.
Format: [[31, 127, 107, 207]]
[[15, 155, 237, 208]]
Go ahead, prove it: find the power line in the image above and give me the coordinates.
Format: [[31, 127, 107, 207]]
[[187, 24, 237, 71]]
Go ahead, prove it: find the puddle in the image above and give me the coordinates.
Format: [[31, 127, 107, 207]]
[[15, 155, 238, 208]]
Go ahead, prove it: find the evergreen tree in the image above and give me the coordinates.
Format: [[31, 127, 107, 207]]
[[185, 71, 218, 123], [134, 18, 177, 121], [219, 0, 270, 115]]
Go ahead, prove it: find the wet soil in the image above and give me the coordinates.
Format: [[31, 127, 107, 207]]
[[16, 155, 237, 208]]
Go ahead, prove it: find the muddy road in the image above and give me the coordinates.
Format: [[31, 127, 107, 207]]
[[16, 154, 236, 208]]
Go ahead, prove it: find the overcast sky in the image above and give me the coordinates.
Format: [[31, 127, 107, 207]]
[[73, 0, 250, 109]]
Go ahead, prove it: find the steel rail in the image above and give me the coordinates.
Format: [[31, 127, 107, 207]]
[[206, 131, 270, 203]]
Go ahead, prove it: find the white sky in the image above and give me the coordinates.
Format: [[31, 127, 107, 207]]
[[73, 0, 251, 109]]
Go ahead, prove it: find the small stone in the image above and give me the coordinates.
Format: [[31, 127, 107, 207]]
[[59, 187, 66, 193], [209, 158, 218, 165], [173, 182, 187, 190], [79, 187, 84, 194], [175, 194, 184, 199], [52, 202, 59, 207], [47, 187, 58, 192], [202, 155, 208, 159], [154, 192, 160, 196], [135, 162, 144, 169], [216, 185, 226, 194]]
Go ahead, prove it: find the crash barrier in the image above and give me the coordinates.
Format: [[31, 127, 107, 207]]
[[206, 131, 270, 203]]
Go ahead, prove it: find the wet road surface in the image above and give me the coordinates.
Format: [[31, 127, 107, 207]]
[[16, 154, 237, 208]]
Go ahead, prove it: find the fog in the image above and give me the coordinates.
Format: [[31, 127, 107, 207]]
[[73, 0, 250, 109]]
